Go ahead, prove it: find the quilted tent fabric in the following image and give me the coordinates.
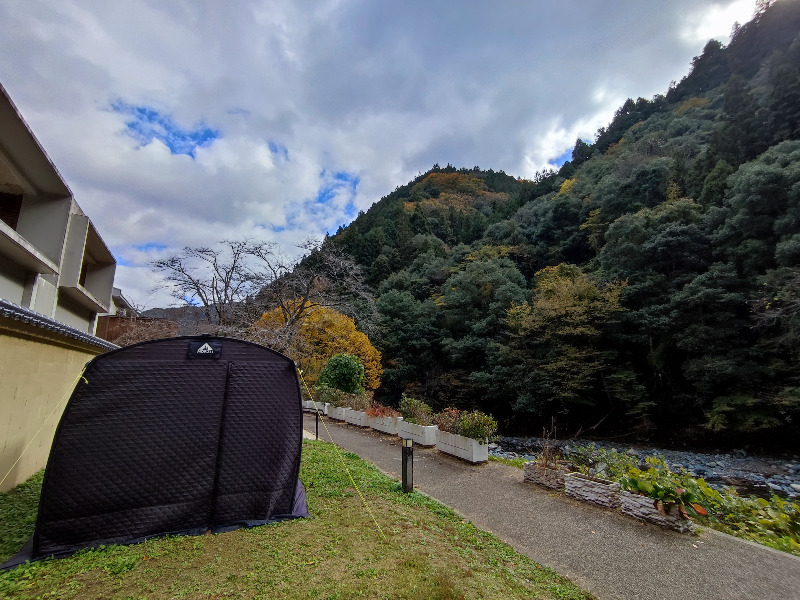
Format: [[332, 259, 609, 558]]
[[3, 336, 308, 568]]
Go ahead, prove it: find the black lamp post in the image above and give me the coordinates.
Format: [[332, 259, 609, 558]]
[[402, 438, 413, 493]]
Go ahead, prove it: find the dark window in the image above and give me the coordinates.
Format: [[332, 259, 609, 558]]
[[0, 192, 23, 230]]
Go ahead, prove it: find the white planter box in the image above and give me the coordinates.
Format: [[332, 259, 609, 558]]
[[618, 490, 696, 533], [302, 400, 328, 415], [565, 473, 620, 508], [369, 415, 402, 435], [328, 406, 350, 421], [344, 408, 370, 427], [436, 430, 488, 463], [397, 421, 438, 446]]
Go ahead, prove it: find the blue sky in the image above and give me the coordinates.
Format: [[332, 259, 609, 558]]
[[268, 141, 289, 161], [553, 149, 574, 169], [111, 101, 219, 158], [0, 0, 756, 307], [274, 170, 362, 236], [318, 171, 360, 233]]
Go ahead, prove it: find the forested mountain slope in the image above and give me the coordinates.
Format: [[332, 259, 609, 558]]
[[331, 0, 800, 449]]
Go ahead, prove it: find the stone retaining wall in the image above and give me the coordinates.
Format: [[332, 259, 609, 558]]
[[565, 473, 620, 508]]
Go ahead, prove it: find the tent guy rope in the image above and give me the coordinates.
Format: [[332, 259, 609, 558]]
[[0, 366, 87, 489], [297, 369, 388, 542]]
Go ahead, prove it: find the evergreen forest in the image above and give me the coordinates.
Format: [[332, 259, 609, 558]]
[[327, 1, 800, 450]]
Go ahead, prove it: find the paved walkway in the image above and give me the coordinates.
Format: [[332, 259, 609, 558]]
[[303, 413, 800, 600]]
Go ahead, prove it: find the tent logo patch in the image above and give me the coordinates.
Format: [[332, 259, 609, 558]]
[[188, 339, 222, 359]]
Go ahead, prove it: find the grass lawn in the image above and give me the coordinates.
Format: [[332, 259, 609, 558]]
[[488, 456, 527, 470], [0, 440, 593, 599]]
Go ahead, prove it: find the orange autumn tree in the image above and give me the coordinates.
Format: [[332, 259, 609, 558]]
[[252, 302, 382, 390]]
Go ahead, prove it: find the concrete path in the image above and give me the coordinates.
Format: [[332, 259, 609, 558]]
[[303, 413, 800, 600]]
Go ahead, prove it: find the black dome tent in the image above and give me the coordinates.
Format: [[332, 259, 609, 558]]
[[3, 336, 308, 568]]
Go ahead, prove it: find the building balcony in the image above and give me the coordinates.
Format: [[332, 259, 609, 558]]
[[0, 219, 59, 274]]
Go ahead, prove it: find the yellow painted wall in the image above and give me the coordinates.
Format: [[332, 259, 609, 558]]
[[0, 320, 106, 491]]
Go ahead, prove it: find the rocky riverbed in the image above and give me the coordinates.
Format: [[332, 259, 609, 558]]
[[491, 436, 800, 499]]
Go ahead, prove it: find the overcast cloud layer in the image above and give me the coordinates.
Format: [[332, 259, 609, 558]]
[[0, 0, 755, 308]]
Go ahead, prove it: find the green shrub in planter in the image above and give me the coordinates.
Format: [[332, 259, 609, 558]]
[[569, 444, 637, 480], [575, 450, 800, 554], [319, 353, 365, 394], [619, 457, 708, 519], [458, 411, 497, 441], [315, 384, 345, 407], [316, 384, 371, 410], [399, 395, 433, 425]]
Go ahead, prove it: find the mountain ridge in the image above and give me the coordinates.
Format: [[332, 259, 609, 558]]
[[324, 0, 800, 449]]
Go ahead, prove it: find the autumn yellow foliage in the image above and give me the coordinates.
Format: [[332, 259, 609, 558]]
[[414, 172, 488, 195], [558, 177, 577, 195], [253, 304, 382, 390], [676, 97, 710, 114]]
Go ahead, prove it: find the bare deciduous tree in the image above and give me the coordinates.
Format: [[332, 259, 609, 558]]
[[111, 317, 179, 346], [150, 238, 373, 336], [151, 240, 260, 327], [252, 239, 373, 329]]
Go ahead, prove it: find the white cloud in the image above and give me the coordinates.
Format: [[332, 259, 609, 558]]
[[0, 0, 756, 308], [681, 0, 756, 44]]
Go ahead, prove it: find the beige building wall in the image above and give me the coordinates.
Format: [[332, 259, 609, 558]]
[[0, 259, 26, 304], [27, 274, 59, 317], [0, 319, 106, 491], [54, 294, 97, 334]]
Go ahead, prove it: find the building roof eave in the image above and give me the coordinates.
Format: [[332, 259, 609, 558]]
[[0, 298, 118, 351]]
